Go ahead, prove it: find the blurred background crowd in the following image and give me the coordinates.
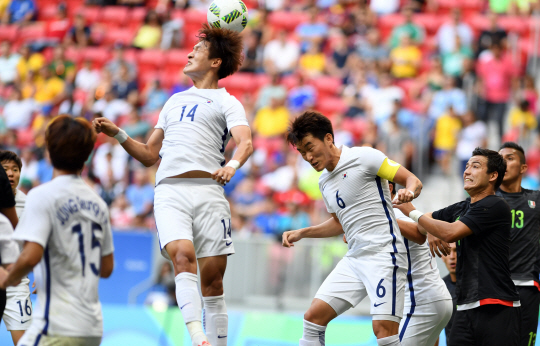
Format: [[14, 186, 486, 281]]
[[0, 0, 540, 242]]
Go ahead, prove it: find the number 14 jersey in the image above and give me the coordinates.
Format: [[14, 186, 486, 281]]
[[319, 146, 406, 256], [13, 175, 114, 338]]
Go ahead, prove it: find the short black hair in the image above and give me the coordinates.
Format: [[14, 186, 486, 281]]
[[499, 142, 526, 164], [0, 150, 22, 170], [389, 181, 396, 196], [287, 111, 334, 147], [472, 147, 506, 190]]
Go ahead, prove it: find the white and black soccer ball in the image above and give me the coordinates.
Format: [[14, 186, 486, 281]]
[[207, 0, 248, 33]]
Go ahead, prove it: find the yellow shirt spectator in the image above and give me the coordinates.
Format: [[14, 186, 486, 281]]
[[434, 112, 462, 151], [299, 52, 326, 76], [253, 105, 290, 138], [34, 77, 65, 104], [0, 0, 10, 19], [390, 45, 421, 79], [17, 52, 45, 82], [133, 25, 161, 49], [509, 106, 537, 130]]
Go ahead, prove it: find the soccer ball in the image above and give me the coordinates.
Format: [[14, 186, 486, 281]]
[[207, 0, 248, 33]]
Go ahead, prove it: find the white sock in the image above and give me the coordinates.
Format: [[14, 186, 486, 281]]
[[299, 320, 326, 346], [202, 294, 228, 346], [377, 334, 401, 346], [175, 273, 207, 346]]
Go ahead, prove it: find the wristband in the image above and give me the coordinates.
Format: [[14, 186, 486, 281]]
[[407, 189, 415, 198], [409, 210, 424, 223], [114, 128, 128, 144], [226, 160, 240, 170]]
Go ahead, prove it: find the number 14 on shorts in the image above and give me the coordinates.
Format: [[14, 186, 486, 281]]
[[221, 219, 232, 246]]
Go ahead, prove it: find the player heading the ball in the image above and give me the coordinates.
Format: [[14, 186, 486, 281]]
[[93, 24, 252, 346], [282, 111, 422, 346]]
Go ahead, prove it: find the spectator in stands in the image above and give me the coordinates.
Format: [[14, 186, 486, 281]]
[[256, 72, 287, 109], [170, 71, 191, 95], [326, 31, 352, 79], [35, 150, 52, 185], [442, 35, 473, 77], [476, 12, 507, 58], [33, 66, 65, 107], [476, 42, 518, 137], [0, 42, 20, 86], [433, 106, 462, 175], [111, 63, 138, 100], [142, 79, 168, 114], [456, 110, 487, 175], [351, 0, 377, 37], [45, 4, 70, 44], [110, 194, 135, 229], [133, 10, 162, 50], [506, 99, 537, 142], [49, 46, 76, 82], [356, 28, 390, 67], [16, 44, 44, 83], [411, 56, 445, 100], [92, 90, 132, 123], [263, 30, 300, 75], [364, 72, 404, 124], [389, 5, 425, 49], [123, 108, 150, 140], [75, 59, 101, 93], [64, 13, 91, 48], [106, 43, 137, 82], [299, 41, 326, 77], [428, 76, 467, 120], [378, 104, 414, 169], [253, 95, 290, 138], [369, 0, 399, 14], [240, 31, 263, 73], [2, 0, 35, 25], [295, 7, 329, 53], [3, 88, 35, 130], [436, 8, 473, 55], [390, 33, 422, 79], [160, 10, 183, 50], [231, 176, 265, 218], [19, 148, 37, 183], [519, 75, 538, 114], [287, 74, 317, 114], [343, 71, 375, 118], [125, 168, 154, 227]]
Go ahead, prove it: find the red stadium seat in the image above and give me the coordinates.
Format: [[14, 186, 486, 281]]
[[182, 9, 207, 48], [219, 73, 255, 92], [102, 28, 135, 46], [499, 16, 528, 36], [468, 15, 490, 33], [282, 75, 299, 90], [101, 6, 129, 27], [0, 26, 18, 42], [17, 24, 46, 43], [164, 49, 190, 75], [75, 6, 101, 24], [311, 76, 342, 98], [413, 13, 445, 35], [127, 7, 147, 30], [378, 14, 405, 40], [268, 11, 309, 32], [38, 4, 59, 21], [316, 97, 347, 116], [64, 46, 84, 65], [137, 49, 165, 68], [82, 47, 111, 68]]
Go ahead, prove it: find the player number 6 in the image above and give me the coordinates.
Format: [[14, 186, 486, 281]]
[[336, 191, 346, 209]]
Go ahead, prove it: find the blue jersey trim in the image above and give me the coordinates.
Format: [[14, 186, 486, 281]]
[[42, 248, 51, 335], [399, 239, 416, 341]]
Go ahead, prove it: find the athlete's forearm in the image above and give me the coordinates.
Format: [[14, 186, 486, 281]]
[[119, 129, 163, 167], [417, 217, 461, 243], [404, 175, 423, 199], [5, 244, 42, 287], [300, 217, 344, 239], [230, 137, 253, 167], [396, 219, 426, 245]]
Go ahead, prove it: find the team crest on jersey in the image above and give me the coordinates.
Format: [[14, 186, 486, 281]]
[[343, 172, 348, 179], [206, 100, 213, 104], [529, 200, 536, 208]]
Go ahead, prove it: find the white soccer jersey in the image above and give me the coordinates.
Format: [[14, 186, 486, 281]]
[[154, 86, 249, 185], [15, 189, 26, 218], [0, 213, 19, 265], [13, 175, 114, 338], [319, 146, 406, 255], [394, 208, 451, 307]]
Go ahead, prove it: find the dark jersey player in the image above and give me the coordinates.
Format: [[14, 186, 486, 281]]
[[394, 148, 520, 346], [497, 142, 540, 346]]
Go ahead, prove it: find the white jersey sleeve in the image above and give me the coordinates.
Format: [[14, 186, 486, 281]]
[[0, 214, 19, 264], [13, 188, 51, 248], [154, 97, 172, 131], [223, 97, 249, 130], [353, 146, 388, 176]]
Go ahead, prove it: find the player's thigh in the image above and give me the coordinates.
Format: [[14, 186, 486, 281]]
[[355, 251, 407, 321], [3, 287, 32, 331], [475, 305, 520, 346], [314, 257, 366, 315], [154, 183, 194, 260], [37, 336, 102, 346], [400, 300, 453, 346], [517, 286, 540, 346], [192, 185, 235, 259]]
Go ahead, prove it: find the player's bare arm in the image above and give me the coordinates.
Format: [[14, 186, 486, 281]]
[[100, 253, 114, 278], [413, 212, 450, 257], [0, 206, 18, 228], [396, 219, 426, 245], [211, 125, 253, 185], [391, 166, 423, 204], [0, 241, 43, 289], [282, 214, 343, 248], [93, 117, 164, 167]]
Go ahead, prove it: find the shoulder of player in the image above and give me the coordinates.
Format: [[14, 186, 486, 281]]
[[474, 195, 511, 213]]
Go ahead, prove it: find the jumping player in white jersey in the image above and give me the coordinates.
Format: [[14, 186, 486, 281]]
[[282, 111, 423, 346], [0, 150, 32, 344], [386, 181, 453, 346], [0, 115, 115, 346], [93, 24, 252, 346]]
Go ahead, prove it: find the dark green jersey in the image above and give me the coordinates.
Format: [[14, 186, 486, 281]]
[[496, 188, 540, 283]]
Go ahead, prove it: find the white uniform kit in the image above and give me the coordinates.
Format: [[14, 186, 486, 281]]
[[315, 146, 407, 322], [0, 213, 19, 270], [153, 86, 249, 259], [394, 209, 453, 346], [3, 190, 33, 332], [13, 175, 114, 346]]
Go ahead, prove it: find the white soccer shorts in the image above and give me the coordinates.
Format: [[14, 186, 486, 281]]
[[17, 331, 101, 346], [399, 299, 453, 346], [3, 278, 32, 331], [315, 251, 407, 322], [154, 178, 235, 260]]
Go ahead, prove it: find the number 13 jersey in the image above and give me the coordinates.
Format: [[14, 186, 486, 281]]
[[155, 86, 249, 185], [319, 146, 406, 256], [13, 175, 114, 338]]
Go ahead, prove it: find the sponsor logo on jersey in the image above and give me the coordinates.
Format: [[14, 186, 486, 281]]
[[529, 200, 536, 208]]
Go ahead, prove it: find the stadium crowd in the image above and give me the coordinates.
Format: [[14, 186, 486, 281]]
[[0, 0, 539, 238]]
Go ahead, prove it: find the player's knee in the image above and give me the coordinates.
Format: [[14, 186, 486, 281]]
[[201, 276, 224, 296], [172, 253, 197, 274], [372, 319, 399, 339]]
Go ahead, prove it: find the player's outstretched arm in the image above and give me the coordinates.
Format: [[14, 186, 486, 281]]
[[392, 166, 423, 204], [396, 219, 426, 245], [100, 253, 114, 278], [93, 117, 164, 167], [283, 214, 344, 248], [212, 125, 253, 185], [0, 241, 43, 289]]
